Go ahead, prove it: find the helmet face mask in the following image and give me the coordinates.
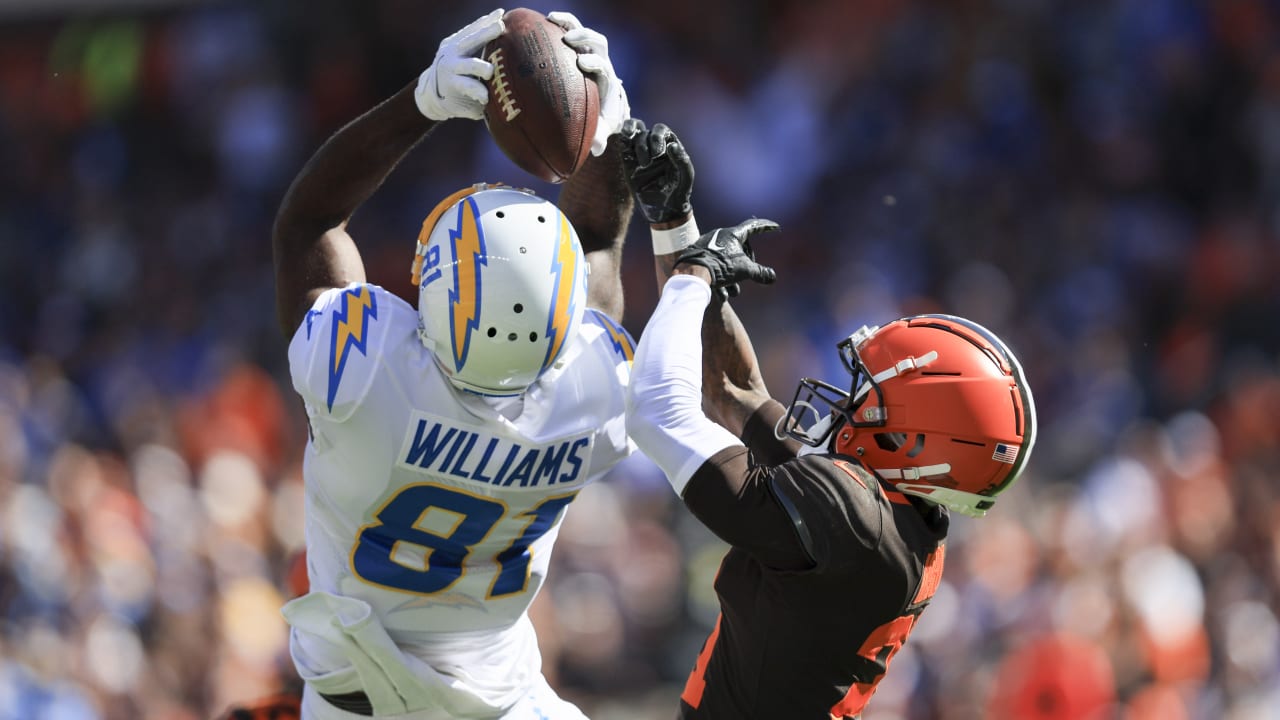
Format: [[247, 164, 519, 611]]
[[778, 377, 857, 448], [781, 315, 1036, 517], [413, 185, 588, 397], [778, 325, 892, 448]]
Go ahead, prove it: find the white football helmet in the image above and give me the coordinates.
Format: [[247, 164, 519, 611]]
[[411, 184, 588, 396]]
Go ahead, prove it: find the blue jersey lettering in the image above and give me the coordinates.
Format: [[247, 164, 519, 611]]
[[532, 442, 569, 486], [400, 414, 593, 489], [504, 449, 540, 487], [468, 437, 501, 483], [406, 421, 459, 469], [561, 437, 590, 483]]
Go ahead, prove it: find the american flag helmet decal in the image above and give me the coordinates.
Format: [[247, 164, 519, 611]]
[[992, 443, 1019, 464]]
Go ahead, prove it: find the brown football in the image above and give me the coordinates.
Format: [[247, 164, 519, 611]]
[[483, 8, 600, 183]]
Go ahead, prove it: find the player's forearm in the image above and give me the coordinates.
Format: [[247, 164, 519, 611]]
[[700, 301, 774, 435], [273, 82, 437, 247], [560, 136, 632, 318], [650, 222, 773, 436], [558, 135, 633, 255], [626, 274, 742, 495]]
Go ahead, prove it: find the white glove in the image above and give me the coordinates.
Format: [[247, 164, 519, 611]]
[[415, 9, 507, 121], [547, 11, 630, 156]]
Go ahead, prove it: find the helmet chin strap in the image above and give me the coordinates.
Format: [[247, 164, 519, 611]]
[[851, 350, 939, 408], [875, 464, 952, 481]]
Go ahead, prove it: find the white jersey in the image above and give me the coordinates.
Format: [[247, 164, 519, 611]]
[[286, 282, 634, 641]]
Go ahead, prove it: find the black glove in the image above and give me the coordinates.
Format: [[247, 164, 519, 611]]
[[674, 218, 780, 300], [620, 118, 694, 225]]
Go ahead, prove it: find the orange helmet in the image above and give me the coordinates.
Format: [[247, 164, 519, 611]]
[[779, 314, 1036, 517]]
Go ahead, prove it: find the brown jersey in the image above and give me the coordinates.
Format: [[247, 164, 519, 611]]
[[675, 407, 949, 720]]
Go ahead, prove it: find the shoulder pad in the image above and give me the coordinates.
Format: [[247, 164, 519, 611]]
[[769, 454, 885, 569], [287, 283, 411, 421], [768, 474, 818, 566]]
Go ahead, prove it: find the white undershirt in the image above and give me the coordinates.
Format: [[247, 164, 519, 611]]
[[626, 274, 744, 494]]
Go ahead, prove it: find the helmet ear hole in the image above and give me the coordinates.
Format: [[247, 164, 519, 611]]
[[906, 433, 926, 458], [875, 432, 906, 452], [873, 432, 928, 456]]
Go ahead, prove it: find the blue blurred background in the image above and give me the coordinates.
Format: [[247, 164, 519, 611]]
[[1, 0, 1279, 718]]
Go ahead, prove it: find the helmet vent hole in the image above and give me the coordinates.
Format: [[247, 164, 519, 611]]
[[950, 438, 985, 447], [496, 211, 505, 218], [487, 327, 497, 338], [537, 216, 546, 223], [529, 332, 538, 342], [906, 433, 926, 458], [874, 432, 906, 452], [513, 303, 524, 313], [507, 332, 518, 341], [921, 371, 961, 376]]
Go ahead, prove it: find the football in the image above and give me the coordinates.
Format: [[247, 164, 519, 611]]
[[483, 8, 600, 183]]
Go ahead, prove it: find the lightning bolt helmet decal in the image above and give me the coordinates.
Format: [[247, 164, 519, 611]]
[[542, 211, 580, 371], [447, 197, 487, 372]]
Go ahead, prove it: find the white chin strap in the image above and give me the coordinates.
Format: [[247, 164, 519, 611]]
[[852, 350, 939, 408], [875, 464, 951, 481]]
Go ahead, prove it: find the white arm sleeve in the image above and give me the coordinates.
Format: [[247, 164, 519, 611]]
[[626, 274, 744, 494]]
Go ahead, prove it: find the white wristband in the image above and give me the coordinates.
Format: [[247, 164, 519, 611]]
[[650, 217, 700, 255]]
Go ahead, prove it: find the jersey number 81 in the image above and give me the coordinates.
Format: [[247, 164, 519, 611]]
[[351, 483, 576, 598]]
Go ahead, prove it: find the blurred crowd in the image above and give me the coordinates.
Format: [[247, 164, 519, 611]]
[[1, 0, 1279, 718]]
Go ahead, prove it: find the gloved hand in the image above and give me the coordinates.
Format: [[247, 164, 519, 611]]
[[548, 11, 630, 156], [674, 218, 780, 300], [415, 9, 507, 121], [620, 118, 694, 225]]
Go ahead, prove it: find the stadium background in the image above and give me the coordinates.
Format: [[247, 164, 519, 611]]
[[1, 0, 1279, 718]]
